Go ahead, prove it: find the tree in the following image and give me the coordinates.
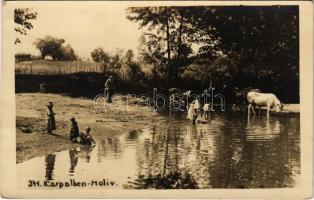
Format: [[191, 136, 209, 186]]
[[91, 48, 110, 63], [90, 48, 123, 74], [123, 50, 145, 81], [90, 48, 110, 72], [127, 7, 196, 83], [61, 44, 77, 61], [191, 6, 299, 99], [14, 8, 37, 44], [128, 6, 299, 102], [34, 36, 77, 61], [90, 48, 145, 81]]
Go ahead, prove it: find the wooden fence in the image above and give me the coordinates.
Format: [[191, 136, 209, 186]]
[[15, 60, 129, 80]]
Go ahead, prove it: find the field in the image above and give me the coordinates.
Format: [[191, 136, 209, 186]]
[[15, 59, 153, 76], [15, 60, 103, 75]]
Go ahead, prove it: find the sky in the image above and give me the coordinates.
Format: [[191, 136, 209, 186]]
[[14, 4, 144, 59]]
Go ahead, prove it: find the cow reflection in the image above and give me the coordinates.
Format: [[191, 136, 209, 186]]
[[246, 116, 281, 141]]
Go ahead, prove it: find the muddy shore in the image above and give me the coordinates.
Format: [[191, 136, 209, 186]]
[[16, 93, 299, 163], [16, 93, 163, 163]]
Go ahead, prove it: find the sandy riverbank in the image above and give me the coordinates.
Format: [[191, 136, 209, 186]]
[[16, 93, 162, 163]]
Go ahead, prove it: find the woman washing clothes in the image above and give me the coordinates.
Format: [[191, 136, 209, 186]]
[[187, 99, 200, 125]]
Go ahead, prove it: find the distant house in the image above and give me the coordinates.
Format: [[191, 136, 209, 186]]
[[15, 53, 32, 62]]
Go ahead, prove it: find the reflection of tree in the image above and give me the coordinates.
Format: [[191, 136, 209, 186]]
[[132, 120, 223, 188], [135, 125, 166, 176], [206, 122, 240, 188], [69, 149, 79, 174], [124, 171, 198, 189], [96, 137, 122, 162], [129, 123, 201, 189], [126, 114, 299, 189], [45, 154, 56, 180], [186, 124, 218, 188], [208, 115, 300, 188]]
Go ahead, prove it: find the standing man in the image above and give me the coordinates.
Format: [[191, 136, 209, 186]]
[[104, 75, 114, 103], [46, 102, 56, 134]]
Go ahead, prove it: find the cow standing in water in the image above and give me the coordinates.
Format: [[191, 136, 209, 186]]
[[233, 87, 260, 112], [247, 91, 284, 118]]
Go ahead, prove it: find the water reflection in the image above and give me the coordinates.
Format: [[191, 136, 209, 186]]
[[246, 115, 282, 140], [18, 113, 300, 189], [69, 149, 78, 175], [128, 114, 300, 188], [45, 154, 56, 180]]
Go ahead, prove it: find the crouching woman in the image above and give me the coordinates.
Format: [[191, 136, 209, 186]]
[[80, 127, 96, 146]]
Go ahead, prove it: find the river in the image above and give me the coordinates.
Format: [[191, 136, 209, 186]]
[[17, 112, 300, 189]]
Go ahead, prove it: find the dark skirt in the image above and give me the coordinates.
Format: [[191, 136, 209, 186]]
[[47, 117, 56, 133]]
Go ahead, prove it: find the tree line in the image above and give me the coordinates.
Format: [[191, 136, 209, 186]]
[[126, 6, 299, 102], [14, 6, 299, 102]]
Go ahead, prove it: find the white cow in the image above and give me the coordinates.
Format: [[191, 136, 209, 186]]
[[247, 91, 284, 117]]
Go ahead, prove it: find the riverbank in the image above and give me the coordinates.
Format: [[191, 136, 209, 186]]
[[16, 93, 300, 163], [16, 93, 162, 163]]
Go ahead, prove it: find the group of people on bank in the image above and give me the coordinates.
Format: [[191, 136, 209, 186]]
[[44, 76, 116, 145], [45, 102, 95, 146], [69, 117, 95, 145]]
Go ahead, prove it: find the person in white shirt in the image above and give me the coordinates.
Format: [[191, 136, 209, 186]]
[[187, 99, 200, 124], [202, 103, 211, 120]]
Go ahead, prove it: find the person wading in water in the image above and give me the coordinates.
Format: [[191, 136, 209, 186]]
[[187, 99, 200, 125], [46, 102, 56, 134]]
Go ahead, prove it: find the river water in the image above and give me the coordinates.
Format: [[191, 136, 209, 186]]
[[17, 112, 300, 189]]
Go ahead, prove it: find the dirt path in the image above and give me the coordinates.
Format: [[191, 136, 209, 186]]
[[16, 93, 162, 163]]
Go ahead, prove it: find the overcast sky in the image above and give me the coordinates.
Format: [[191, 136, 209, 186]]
[[14, 4, 143, 59]]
